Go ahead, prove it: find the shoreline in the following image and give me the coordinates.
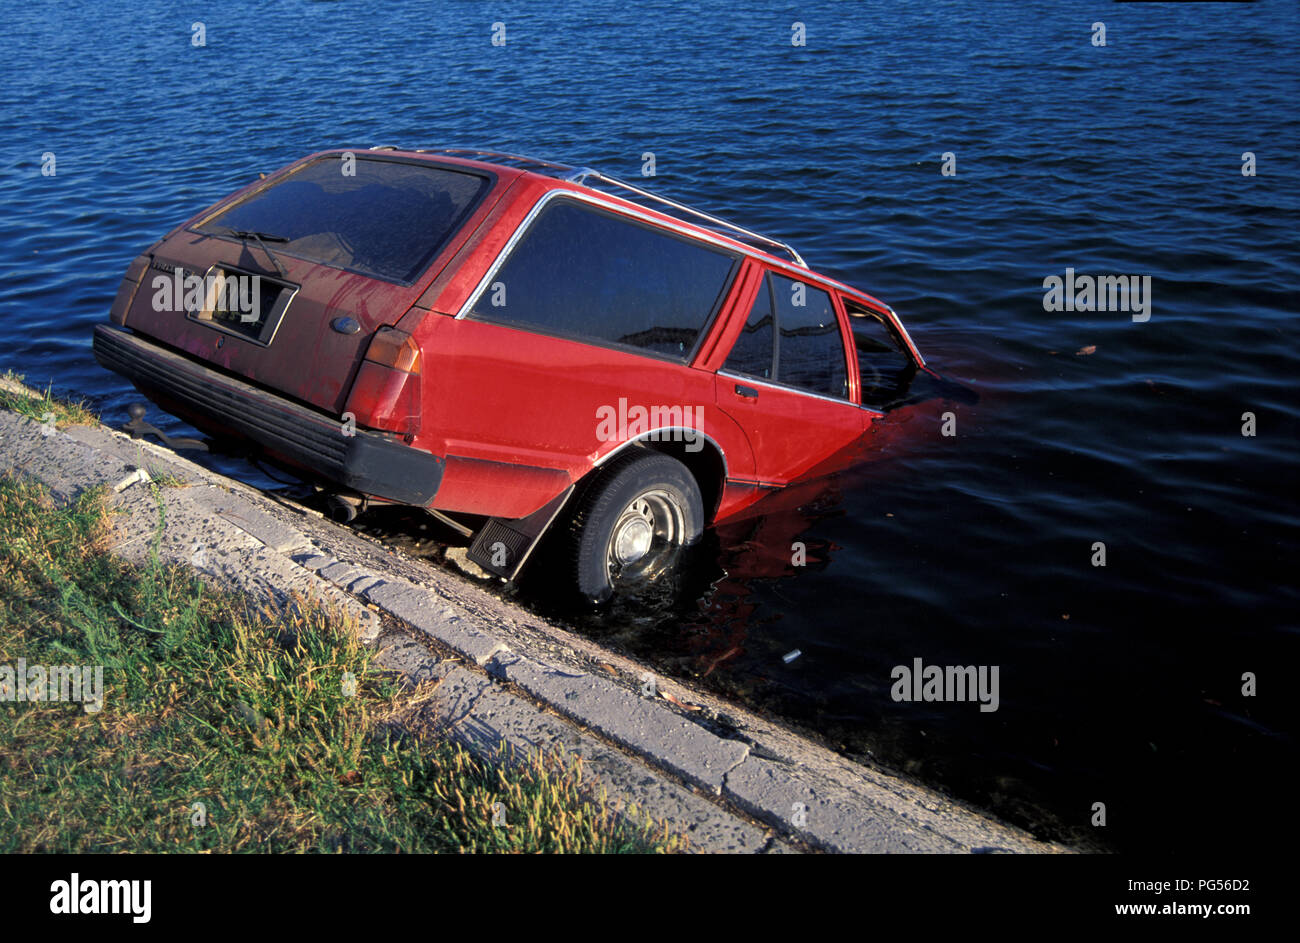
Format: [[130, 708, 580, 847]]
[[0, 374, 1068, 854]]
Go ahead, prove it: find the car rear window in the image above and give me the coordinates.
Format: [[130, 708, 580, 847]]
[[195, 157, 491, 284], [467, 199, 738, 362]]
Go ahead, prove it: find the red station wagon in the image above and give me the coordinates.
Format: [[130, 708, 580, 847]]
[[94, 147, 928, 602]]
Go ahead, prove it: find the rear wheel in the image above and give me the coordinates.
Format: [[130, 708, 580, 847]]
[[563, 450, 704, 604]]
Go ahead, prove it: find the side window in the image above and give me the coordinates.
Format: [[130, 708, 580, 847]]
[[468, 199, 738, 361], [846, 301, 917, 409], [771, 274, 849, 400], [722, 279, 775, 380]]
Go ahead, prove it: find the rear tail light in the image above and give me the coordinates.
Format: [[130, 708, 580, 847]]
[[345, 326, 423, 437], [109, 254, 151, 325], [364, 327, 421, 373]]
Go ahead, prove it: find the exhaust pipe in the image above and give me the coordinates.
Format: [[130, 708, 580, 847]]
[[325, 492, 365, 523]]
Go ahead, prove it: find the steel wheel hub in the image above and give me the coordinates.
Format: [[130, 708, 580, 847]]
[[611, 498, 656, 564], [607, 492, 682, 573]]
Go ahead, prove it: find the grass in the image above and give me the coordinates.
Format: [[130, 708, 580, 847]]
[[0, 370, 97, 428], [0, 474, 684, 853], [141, 467, 188, 489]]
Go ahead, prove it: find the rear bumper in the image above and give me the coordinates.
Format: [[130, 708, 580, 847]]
[[93, 324, 444, 505]]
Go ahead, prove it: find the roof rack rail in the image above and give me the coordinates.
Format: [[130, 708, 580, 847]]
[[410, 147, 807, 267]]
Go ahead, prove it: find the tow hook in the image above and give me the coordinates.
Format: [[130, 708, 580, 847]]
[[123, 402, 208, 451]]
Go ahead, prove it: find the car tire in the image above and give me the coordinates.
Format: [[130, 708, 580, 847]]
[[563, 449, 705, 605]]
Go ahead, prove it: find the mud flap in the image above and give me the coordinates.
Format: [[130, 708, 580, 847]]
[[466, 485, 575, 581]]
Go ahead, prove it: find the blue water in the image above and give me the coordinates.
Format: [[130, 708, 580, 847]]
[[2, 1, 1297, 852]]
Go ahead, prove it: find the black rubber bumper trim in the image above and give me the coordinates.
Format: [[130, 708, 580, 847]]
[[92, 324, 443, 505]]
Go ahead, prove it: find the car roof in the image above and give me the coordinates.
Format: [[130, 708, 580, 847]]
[[320, 146, 895, 315]]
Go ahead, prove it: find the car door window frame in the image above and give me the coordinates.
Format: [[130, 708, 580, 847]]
[[718, 269, 860, 408], [719, 270, 777, 382], [843, 296, 925, 414]]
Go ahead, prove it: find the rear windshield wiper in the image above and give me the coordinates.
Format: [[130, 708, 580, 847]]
[[215, 227, 289, 278]]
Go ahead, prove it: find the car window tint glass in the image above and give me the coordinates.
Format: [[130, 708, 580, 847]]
[[197, 158, 489, 284], [722, 278, 775, 379], [468, 200, 737, 361], [771, 274, 848, 399], [848, 301, 917, 409]]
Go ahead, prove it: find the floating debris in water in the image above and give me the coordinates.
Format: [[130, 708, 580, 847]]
[[701, 645, 741, 677], [783, 649, 802, 664], [660, 691, 702, 711]]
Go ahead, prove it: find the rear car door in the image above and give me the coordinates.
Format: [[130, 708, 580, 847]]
[[715, 268, 867, 486]]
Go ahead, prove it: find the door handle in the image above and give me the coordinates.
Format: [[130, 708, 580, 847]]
[[734, 384, 759, 399]]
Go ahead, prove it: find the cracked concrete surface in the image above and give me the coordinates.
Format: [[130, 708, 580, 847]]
[[0, 381, 1070, 854]]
